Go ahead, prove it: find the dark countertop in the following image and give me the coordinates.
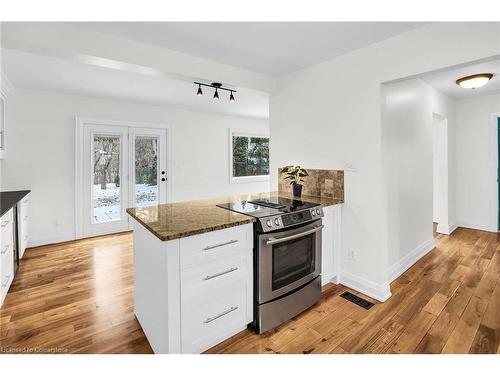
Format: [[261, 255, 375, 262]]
[[0, 190, 31, 217], [127, 191, 343, 241]]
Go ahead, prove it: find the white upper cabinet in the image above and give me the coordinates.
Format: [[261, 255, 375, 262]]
[[0, 71, 13, 159]]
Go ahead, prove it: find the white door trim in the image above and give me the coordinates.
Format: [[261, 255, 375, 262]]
[[432, 113, 451, 235], [75, 117, 172, 239], [489, 113, 500, 232]]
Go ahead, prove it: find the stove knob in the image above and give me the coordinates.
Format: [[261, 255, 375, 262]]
[[274, 218, 280, 226], [311, 210, 316, 216], [266, 219, 272, 228], [316, 209, 321, 215]]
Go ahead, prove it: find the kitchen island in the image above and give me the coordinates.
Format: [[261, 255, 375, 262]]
[[127, 192, 342, 354]]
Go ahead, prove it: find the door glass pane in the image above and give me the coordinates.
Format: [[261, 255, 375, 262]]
[[135, 136, 159, 206], [272, 233, 315, 290], [92, 135, 121, 223]]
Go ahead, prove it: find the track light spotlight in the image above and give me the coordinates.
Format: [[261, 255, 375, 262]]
[[196, 84, 203, 96], [229, 91, 235, 102], [213, 88, 219, 100]]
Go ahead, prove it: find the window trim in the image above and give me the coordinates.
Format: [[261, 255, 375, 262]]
[[229, 129, 270, 184]]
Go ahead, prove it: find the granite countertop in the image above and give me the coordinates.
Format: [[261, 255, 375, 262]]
[[126, 191, 343, 241], [0, 190, 31, 217]]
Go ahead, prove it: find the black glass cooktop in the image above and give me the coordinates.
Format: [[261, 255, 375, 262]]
[[217, 196, 320, 218]]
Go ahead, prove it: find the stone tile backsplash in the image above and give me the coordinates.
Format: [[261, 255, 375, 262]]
[[278, 168, 344, 200]]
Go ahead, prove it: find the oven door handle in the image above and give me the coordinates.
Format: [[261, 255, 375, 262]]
[[266, 225, 324, 245]]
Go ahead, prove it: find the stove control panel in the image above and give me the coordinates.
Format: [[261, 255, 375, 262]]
[[258, 207, 323, 233]]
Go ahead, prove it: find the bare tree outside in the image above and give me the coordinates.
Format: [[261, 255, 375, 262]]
[[91, 134, 160, 223], [93, 135, 121, 222], [134, 137, 158, 206]]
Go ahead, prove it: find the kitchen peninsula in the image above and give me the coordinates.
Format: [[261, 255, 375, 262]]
[[127, 192, 343, 354]]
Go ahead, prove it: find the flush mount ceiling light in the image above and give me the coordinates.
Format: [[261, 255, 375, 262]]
[[194, 82, 236, 102], [456, 73, 493, 89]]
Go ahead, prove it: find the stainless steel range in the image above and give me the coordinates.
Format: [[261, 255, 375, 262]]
[[217, 196, 323, 333]]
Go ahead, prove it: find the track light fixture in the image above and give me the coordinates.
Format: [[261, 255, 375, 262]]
[[194, 82, 236, 102]]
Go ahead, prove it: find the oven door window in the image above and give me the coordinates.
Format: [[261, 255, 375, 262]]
[[272, 233, 315, 291]]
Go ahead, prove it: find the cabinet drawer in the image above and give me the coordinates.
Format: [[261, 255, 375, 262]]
[[1, 241, 13, 280], [181, 254, 252, 299], [1, 241, 13, 263], [181, 279, 251, 353], [0, 273, 13, 306], [1, 220, 13, 250], [1, 209, 14, 238], [1, 208, 13, 226], [180, 224, 253, 269]]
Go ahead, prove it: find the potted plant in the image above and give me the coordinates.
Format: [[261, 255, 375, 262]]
[[280, 165, 309, 197]]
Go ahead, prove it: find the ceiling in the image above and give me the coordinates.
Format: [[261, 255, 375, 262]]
[[76, 22, 427, 76], [422, 58, 500, 99], [2, 49, 269, 118]]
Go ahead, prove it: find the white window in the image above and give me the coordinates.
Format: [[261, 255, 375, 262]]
[[229, 130, 269, 183]]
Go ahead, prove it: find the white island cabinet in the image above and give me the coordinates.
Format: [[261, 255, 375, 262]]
[[132, 220, 253, 354]]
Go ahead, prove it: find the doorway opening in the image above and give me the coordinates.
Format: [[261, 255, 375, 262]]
[[75, 118, 171, 239], [433, 113, 450, 235]]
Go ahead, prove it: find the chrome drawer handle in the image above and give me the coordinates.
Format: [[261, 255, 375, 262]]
[[203, 306, 239, 324], [203, 239, 238, 251], [1, 221, 10, 228], [1, 244, 10, 254], [266, 225, 324, 245], [203, 267, 238, 281]]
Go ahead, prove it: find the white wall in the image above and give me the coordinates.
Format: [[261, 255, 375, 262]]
[[382, 79, 456, 283], [455, 93, 500, 232], [1, 88, 269, 246], [270, 22, 500, 301]]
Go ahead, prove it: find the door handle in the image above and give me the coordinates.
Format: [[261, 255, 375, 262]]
[[203, 267, 238, 281], [266, 225, 324, 245], [203, 239, 238, 251], [203, 306, 239, 324]]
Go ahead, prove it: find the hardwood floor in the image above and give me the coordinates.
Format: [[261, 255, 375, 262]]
[[209, 227, 500, 354], [0, 232, 152, 354], [1, 227, 498, 354]]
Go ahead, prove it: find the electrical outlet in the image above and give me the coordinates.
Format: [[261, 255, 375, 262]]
[[348, 248, 357, 261]]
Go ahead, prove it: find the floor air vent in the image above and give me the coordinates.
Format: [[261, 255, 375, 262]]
[[340, 291, 374, 310]]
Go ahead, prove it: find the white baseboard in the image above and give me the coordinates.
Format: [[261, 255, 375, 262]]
[[447, 223, 458, 235], [27, 232, 76, 248], [458, 221, 497, 233], [436, 222, 458, 235], [387, 237, 435, 284], [339, 271, 392, 302]]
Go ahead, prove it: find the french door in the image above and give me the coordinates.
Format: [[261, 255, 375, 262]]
[[79, 123, 167, 238]]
